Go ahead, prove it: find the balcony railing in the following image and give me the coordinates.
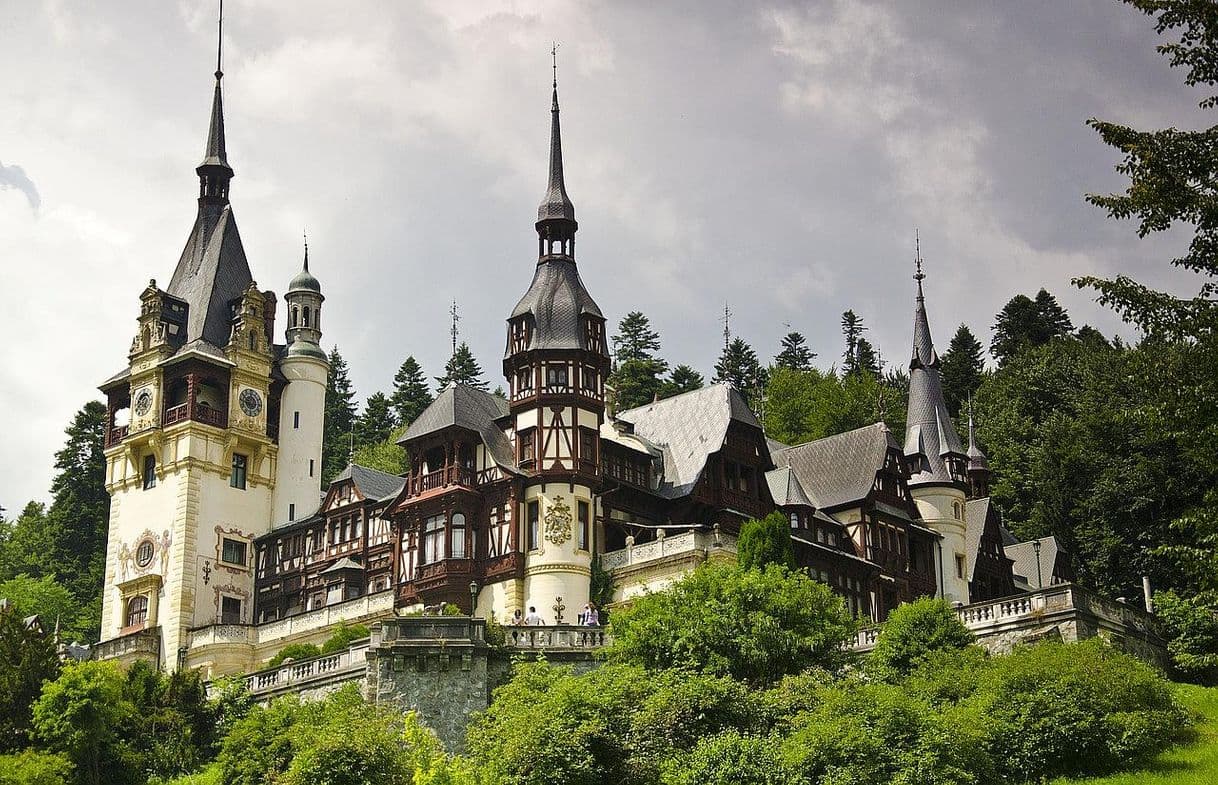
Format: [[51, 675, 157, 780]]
[[409, 466, 476, 497], [163, 403, 227, 429], [163, 403, 188, 426], [504, 625, 609, 651], [107, 425, 129, 447], [244, 640, 370, 697], [599, 528, 736, 571], [94, 626, 160, 662]]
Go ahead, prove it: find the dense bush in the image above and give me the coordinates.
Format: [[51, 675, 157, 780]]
[[320, 621, 370, 654], [0, 750, 74, 785], [661, 730, 789, 785], [868, 597, 976, 680], [607, 562, 856, 684], [266, 643, 322, 668], [1154, 590, 1218, 684], [736, 512, 795, 570]]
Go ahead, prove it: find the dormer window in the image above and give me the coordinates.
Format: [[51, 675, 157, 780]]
[[546, 365, 568, 389], [511, 318, 533, 354]]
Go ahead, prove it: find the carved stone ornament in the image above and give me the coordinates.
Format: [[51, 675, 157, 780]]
[[544, 498, 573, 546]]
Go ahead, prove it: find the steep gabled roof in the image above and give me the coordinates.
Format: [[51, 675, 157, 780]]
[[332, 463, 405, 502], [401, 385, 518, 472], [964, 497, 992, 580], [616, 384, 763, 499], [773, 423, 898, 511], [765, 466, 816, 508], [167, 207, 252, 349], [1004, 536, 1061, 589]]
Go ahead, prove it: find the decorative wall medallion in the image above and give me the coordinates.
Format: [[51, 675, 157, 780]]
[[238, 388, 263, 417], [135, 537, 155, 568], [544, 498, 572, 546], [134, 389, 153, 416]]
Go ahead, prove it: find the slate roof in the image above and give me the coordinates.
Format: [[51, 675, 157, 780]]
[[903, 277, 966, 486], [616, 384, 763, 499], [167, 206, 252, 349], [773, 423, 898, 511], [1004, 536, 1060, 589], [964, 497, 991, 581], [765, 466, 816, 508], [333, 463, 405, 502], [508, 259, 603, 353], [537, 84, 576, 224], [967, 406, 990, 471], [400, 385, 518, 472]]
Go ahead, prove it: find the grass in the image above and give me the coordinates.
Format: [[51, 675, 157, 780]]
[[1050, 684, 1218, 785]]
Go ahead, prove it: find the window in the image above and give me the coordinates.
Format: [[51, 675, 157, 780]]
[[520, 430, 536, 463], [291, 307, 298, 327], [135, 539, 155, 568], [289, 503, 296, 521], [955, 554, 966, 579], [516, 368, 533, 393], [423, 515, 445, 564], [294, 411, 300, 429], [221, 596, 242, 625], [303, 306, 311, 327], [125, 595, 148, 628], [309, 459, 315, 477], [527, 501, 540, 550], [581, 366, 598, 392], [142, 454, 156, 489], [580, 429, 596, 464], [577, 501, 590, 551], [230, 453, 248, 489], [222, 538, 247, 566], [546, 365, 568, 388], [451, 513, 466, 559]]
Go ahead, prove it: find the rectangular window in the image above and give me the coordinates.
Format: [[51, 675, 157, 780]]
[[580, 429, 596, 464], [423, 515, 445, 564], [546, 365, 568, 388], [527, 501, 540, 550], [955, 554, 966, 579], [293, 411, 300, 429], [309, 459, 314, 477], [451, 513, 466, 559], [577, 500, 590, 551], [220, 596, 242, 625], [230, 453, 248, 489], [221, 538, 247, 566], [520, 430, 535, 463], [142, 454, 156, 490], [288, 503, 296, 521]]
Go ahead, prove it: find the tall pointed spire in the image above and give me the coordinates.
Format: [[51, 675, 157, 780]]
[[902, 236, 966, 487], [197, 0, 233, 202], [537, 44, 577, 232]]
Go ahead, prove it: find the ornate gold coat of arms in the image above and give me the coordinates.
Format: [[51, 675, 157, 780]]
[[544, 498, 573, 545]]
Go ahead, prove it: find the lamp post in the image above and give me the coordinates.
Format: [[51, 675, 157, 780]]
[[468, 581, 479, 617], [1032, 539, 1043, 589]]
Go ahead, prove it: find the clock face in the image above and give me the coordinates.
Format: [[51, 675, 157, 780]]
[[239, 388, 263, 417], [134, 389, 153, 417]]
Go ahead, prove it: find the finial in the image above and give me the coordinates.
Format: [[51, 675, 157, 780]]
[[303, 229, 309, 271], [913, 229, 925, 283], [552, 42, 559, 90], [722, 302, 732, 351], [450, 299, 461, 358], [215, 0, 224, 80]]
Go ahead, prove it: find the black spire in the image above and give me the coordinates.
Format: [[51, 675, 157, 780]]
[[536, 45, 577, 259], [197, 0, 233, 205]]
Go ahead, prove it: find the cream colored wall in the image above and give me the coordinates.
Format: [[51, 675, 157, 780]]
[[911, 486, 969, 603], [521, 484, 593, 624], [271, 355, 327, 528]]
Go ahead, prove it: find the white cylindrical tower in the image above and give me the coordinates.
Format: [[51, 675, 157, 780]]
[[272, 246, 328, 526]]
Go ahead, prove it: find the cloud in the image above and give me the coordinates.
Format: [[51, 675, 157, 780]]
[[0, 160, 41, 211]]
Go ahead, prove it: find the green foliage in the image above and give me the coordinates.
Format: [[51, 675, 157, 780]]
[[735, 512, 795, 571], [774, 331, 815, 372], [868, 597, 976, 681], [207, 677, 255, 744], [939, 323, 986, 416], [322, 347, 357, 484], [606, 562, 856, 685], [659, 364, 705, 399], [712, 337, 766, 411], [840, 309, 867, 373], [1154, 590, 1218, 684], [763, 366, 906, 447], [610, 358, 669, 411], [0, 605, 60, 752], [267, 643, 322, 668], [354, 392, 395, 448], [0, 750, 74, 785], [32, 661, 134, 785], [589, 555, 615, 612], [0, 575, 79, 642], [120, 662, 217, 782], [612, 311, 663, 364], [436, 342, 487, 391], [351, 424, 409, 476], [990, 289, 1074, 366], [389, 355, 433, 427], [661, 730, 788, 785], [320, 621, 370, 654]]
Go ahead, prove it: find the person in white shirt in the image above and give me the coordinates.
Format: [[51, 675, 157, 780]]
[[523, 606, 543, 626]]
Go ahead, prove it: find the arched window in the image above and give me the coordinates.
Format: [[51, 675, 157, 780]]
[[303, 306, 311, 327], [451, 513, 466, 559], [291, 307, 298, 327], [125, 595, 148, 628]]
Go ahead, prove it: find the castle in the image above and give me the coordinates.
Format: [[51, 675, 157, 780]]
[[94, 38, 1071, 678]]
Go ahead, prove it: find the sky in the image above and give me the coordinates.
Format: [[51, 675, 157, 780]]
[[0, 0, 1212, 512]]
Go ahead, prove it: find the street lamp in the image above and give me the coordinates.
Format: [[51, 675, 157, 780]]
[[1032, 539, 1043, 589], [468, 581, 479, 617]]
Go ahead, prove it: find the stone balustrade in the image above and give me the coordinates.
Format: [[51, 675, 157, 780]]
[[251, 589, 395, 645], [93, 626, 160, 664], [504, 625, 609, 651], [244, 640, 370, 698], [599, 528, 736, 571]]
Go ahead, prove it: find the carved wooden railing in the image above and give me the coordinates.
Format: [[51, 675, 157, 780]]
[[107, 425, 129, 447]]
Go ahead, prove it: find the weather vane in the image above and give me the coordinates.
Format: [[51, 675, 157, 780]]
[[914, 229, 925, 282], [216, 0, 224, 79], [552, 42, 559, 88]]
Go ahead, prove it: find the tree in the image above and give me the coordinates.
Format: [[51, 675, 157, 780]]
[[1152, 590, 1218, 684], [763, 367, 907, 447], [990, 290, 1074, 365], [0, 575, 81, 643], [736, 513, 795, 571], [853, 337, 881, 376], [351, 425, 408, 477], [0, 750, 74, 785], [388, 356, 432, 428], [939, 324, 985, 416], [840, 310, 866, 374], [659, 365, 705, 399], [322, 347, 357, 484], [774, 332, 815, 372], [0, 603, 60, 753], [435, 342, 487, 390], [712, 338, 766, 411], [612, 311, 663, 364], [353, 393, 394, 450], [867, 598, 975, 680], [32, 661, 135, 785], [606, 562, 856, 685]]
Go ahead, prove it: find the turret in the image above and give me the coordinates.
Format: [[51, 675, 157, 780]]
[[966, 399, 991, 500]]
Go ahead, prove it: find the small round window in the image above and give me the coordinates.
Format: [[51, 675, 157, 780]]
[[135, 539, 155, 568]]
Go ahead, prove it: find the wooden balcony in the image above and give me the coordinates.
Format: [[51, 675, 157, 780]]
[[406, 466, 477, 498], [106, 425, 129, 447], [163, 402, 227, 429]]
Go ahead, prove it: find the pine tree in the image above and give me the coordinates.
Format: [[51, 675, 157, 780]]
[[840, 311, 867, 375], [322, 347, 357, 483], [45, 402, 109, 607], [939, 324, 986, 416], [660, 365, 705, 399], [774, 331, 815, 372], [355, 392, 395, 450], [991, 289, 1074, 365], [436, 343, 487, 390], [612, 311, 662, 364], [389, 356, 433, 427], [853, 337, 881, 377], [713, 337, 767, 410]]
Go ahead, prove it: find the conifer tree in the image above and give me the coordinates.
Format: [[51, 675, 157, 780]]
[[990, 289, 1074, 365], [322, 347, 357, 483], [608, 312, 668, 411], [713, 337, 767, 410], [775, 331, 815, 372], [853, 337, 881, 377], [388, 356, 433, 427], [612, 311, 663, 364], [436, 342, 487, 390], [354, 392, 395, 450], [840, 310, 868, 375], [45, 401, 109, 604], [939, 324, 986, 416], [660, 365, 705, 399]]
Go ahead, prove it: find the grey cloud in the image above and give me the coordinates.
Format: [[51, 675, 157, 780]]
[[0, 160, 40, 210]]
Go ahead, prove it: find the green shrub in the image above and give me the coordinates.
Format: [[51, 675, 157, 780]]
[[0, 750, 74, 785], [661, 730, 789, 785], [320, 622, 370, 654], [266, 642, 322, 668], [736, 512, 796, 571], [868, 597, 976, 680], [1154, 590, 1218, 684], [607, 562, 856, 685]]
